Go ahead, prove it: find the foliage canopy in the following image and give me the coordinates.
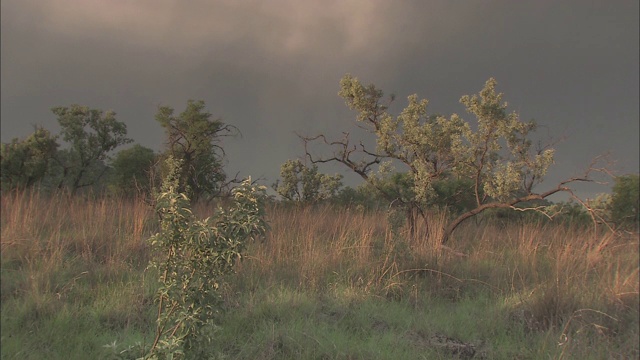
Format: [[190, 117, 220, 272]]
[[0, 126, 58, 192], [273, 159, 343, 203], [610, 174, 640, 230], [155, 100, 238, 202], [109, 144, 157, 197], [301, 74, 594, 243], [51, 105, 132, 194]]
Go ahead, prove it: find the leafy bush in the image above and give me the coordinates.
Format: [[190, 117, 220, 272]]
[[143, 157, 268, 359], [273, 159, 343, 203], [610, 174, 639, 231], [108, 144, 157, 197]]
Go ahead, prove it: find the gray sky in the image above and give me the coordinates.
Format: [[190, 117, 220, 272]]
[[2, 0, 638, 198]]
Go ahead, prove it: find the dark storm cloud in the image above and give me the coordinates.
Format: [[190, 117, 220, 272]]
[[2, 0, 638, 197]]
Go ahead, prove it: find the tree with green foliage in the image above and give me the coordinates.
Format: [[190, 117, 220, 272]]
[[51, 105, 132, 194], [108, 144, 157, 197], [609, 174, 639, 231], [0, 126, 59, 192], [155, 100, 238, 203], [431, 177, 477, 216], [273, 159, 343, 203], [301, 74, 600, 243]]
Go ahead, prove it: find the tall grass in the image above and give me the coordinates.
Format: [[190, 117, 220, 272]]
[[231, 203, 638, 356], [1, 190, 152, 270], [248, 203, 637, 301], [1, 190, 156, 359], [1, 190, 638, 358]]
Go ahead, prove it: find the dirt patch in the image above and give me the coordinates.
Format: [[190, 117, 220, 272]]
[[405, 330, 486, 359], [371, 319, 390, 332], [429, 333, 479, 359]]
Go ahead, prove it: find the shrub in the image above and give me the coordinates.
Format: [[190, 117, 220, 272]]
[[144, 158, 268, 359], [610, 174, 639, 231]]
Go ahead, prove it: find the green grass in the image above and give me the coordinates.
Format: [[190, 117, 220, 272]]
[[183, 284, 574, 359], [1, 191, 638, 359], [1, 258, 155, 360]]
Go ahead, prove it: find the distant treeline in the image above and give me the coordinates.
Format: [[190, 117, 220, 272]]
[[2, 76, 638, 236]]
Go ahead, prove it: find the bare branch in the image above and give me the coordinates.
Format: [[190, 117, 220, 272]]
[[442, 155, 617, 243], [297, 132, 384, 180]]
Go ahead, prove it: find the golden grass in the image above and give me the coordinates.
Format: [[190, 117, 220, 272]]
[[1, 190, 638, 343], [233, 202, 639, 344], [1, 190, 154, 274]]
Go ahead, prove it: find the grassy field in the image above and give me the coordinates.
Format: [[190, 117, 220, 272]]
[[1, 190, 638, 359]]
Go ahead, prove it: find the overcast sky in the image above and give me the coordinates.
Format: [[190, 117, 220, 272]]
[[2, 0, 638, 198]]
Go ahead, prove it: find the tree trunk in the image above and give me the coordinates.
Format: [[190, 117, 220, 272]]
[[406, 206, 416, 241]]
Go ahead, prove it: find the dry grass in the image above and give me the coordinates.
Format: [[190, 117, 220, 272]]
[[1, 190, 155, 309], [1, 190, 638, 357], [233, 202, 639, 351], [1, 190, 153, 268]]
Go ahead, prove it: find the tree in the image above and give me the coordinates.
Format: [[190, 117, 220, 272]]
[[273, 159, 343, 203], [609, 174, 639, 230], [301, 74, 600, 244], [0, 126, 59, 192], [51, 105, 132, 194], [155, 100, 238, 203], [108, 144, 157, 197]]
